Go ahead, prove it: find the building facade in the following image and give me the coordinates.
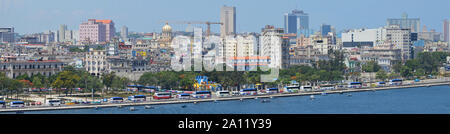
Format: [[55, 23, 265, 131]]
[[321, 24, 332, 36], [259, 25, 289, 69], [84, 50, 107, 76], [387, 13, 420, 33], [284, 9, 309, 35], [79, 19, 115, 43], [220, 6, 236, 37], [0, 27, 15, 43], [121, 26, 128, 40], [384, 25, 412, 61], [0, 60, 64, 79], [444, 19, 449, 44]]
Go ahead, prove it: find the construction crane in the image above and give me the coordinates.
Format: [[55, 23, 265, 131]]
[[162, 21, 223, 37]]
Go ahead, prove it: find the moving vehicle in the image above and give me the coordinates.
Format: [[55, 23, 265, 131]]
[[192, 91, 212, 99], [0, 101, 5, 108], [240, 88, 258, 96], [301, 85, 313, 91], [284, 83, 300, 93], [153, 92, 172, 100], [348, 82, 363, 88], [318, 85, 335, 91], [176, 93, 191, 99], [110, 97, 124, 103], [216, 90, 231, 97], [377, 82, 386, 87], [390, 79, 403, 86], [46, 99, 61, 106], [266, 88, 279, 94], [10, 101, 25, 108], [128, 95, 147, 102]]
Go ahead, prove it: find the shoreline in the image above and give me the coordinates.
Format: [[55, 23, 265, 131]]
[[1, 80, 449, 113]]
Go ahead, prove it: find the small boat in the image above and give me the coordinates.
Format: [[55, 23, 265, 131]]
[[310, 95, 315, 100], [239, 98, 244, 101], [254, 97, 258, 100], [130, 107, 136, 111], [181, 105, 187, 108], [347, 94, 352, 97], [117, 105, 123, 109], [193, 101, 198, 104], [144, 105, 153, 109], [269, 96, 274, 99], [94, 106, 100, 110], [321, 92, 327, 96], [261, 99, 270, 103], [339, 91, 343, 94]]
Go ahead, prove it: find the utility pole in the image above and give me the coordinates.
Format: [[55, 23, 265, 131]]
[[85, 77, 88, 102]]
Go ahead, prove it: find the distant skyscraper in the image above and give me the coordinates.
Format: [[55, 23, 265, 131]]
[[0, 27, 15, 43], [284, 9, 309, 35], [121, 26, 128, 40], [220, 6, 236, 37], [79, 19, 115, 43], [444, 19, 449, 43], [320, 24, 331, 36], [96, 19, 115, 42], [387, 13, 420, 32], [59, 24, 67, 42]]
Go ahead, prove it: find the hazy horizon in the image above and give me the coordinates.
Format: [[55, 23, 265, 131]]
[[1, 0, 449, 34]]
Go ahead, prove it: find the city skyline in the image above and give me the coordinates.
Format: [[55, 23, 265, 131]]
[[0, 0, 449, 34]]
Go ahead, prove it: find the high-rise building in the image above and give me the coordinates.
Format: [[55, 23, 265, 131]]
[[121, 26, 128, 40], [79, 19, 115, 43], [444, 19, 449, 43], [260, 25, 290, 69], [59, 24, 67, 42], [96, 19, 115, 41], [384, 25, 413, 61], [79, 19, 106, 43], [284, 9, 309, 35], [220, 6, 236, 37], [0, 27, 15, 43], [387, 13, 420, 33], [64, 30, 73, 42], [320, 24, 332, 36]]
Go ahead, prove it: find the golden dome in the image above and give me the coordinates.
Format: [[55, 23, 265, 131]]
[[162, 22, 172, 32]]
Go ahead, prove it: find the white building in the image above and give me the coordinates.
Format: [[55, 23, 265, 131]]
[[84, 49, 107, 76], [342, 25, 412, 61], [236, 35, 258, 57], [341, 28, 384, 48], [384, 25, 412, 61], [259, 26, 289, 69]]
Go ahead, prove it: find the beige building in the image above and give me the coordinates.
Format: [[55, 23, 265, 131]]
[[84, 49, 107, 76], [220, 6, 236, 37]]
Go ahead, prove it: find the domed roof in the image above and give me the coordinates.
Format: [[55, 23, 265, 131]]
[[162, 22, 172, 32]]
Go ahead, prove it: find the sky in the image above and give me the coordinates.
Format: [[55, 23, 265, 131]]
[[0, 0, 449, 34]]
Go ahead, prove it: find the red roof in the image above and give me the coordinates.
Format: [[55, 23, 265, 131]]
[[96, 20, 113, 24]]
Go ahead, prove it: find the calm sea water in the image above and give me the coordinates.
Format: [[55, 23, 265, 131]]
[[6, 85, 450, 114]]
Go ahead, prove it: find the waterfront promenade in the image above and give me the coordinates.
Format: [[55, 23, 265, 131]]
[[1, 78, 449, 113]]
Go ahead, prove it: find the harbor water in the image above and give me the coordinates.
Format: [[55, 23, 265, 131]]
[[3, 85, 450, 114]]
